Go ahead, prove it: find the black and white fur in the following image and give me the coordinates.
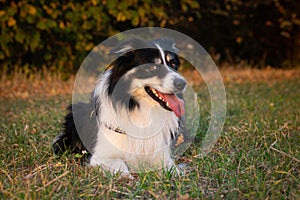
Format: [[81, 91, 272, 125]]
[[52, 38, 186, 176]]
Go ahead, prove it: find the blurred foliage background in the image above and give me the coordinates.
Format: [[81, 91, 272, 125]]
[[1, 0, 299, 74]]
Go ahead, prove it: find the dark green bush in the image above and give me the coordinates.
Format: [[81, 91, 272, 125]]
[[0, 0, 299, 73], [1, 0, 198, 73]]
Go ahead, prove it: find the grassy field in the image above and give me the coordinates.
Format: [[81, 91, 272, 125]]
[[0, 69, 299, 199]]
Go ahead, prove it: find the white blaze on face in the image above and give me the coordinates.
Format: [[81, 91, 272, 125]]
[[154, 43, 167, 67]]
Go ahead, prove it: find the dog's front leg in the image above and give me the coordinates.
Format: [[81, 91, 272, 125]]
[[162, 151, 182, 176], [90, 156, 131, 177], [164, 159, 180, 175]]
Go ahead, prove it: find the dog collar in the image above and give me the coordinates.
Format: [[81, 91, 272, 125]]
[[102, 122, 126, 135]]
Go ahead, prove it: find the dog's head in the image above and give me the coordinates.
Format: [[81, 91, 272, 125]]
[[106, 38, 186, 118]]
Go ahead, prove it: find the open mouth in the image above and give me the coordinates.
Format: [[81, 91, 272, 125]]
[[145, 86, 185, 117]]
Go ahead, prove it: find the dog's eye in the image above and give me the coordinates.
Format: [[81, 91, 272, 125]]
[[169, 60, 178, 70]]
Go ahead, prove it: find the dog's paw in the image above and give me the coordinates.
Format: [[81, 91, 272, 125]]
[[90, 156, 132, 177], [162, 160, 183, 177], [166, 165, 181, 176]]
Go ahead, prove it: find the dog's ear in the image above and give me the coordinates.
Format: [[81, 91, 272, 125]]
[[109, 38, 152, 55]]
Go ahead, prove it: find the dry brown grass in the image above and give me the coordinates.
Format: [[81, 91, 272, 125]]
[[183, 67, 300, 86], [0, 69, 74, 99], [1, 67, 299, 99]]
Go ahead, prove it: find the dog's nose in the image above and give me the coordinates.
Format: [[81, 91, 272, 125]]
[[174, 78, 186, 91]]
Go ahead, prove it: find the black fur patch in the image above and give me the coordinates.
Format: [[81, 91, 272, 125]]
[[52, 102, 97, 156]]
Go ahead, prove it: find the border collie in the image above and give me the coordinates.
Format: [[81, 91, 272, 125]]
[[52, 38, 186, 176]]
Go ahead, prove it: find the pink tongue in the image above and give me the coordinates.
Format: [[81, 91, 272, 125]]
[[163, 94, 185, 117]]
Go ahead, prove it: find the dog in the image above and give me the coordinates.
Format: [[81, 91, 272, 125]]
[[52, 38, 187, 176]]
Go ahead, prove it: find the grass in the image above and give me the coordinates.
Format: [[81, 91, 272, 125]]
[[0, 69, 299, 199]]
